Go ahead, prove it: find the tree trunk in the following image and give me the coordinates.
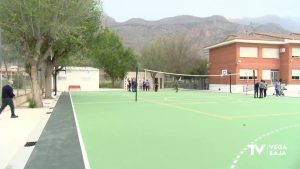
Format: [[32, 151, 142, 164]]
[[22, 38, 44, 108], [30, 62, 43, 107], [44, 62, 53, 99], [150, 72, 157, 89], [111, 77, 115, 87]]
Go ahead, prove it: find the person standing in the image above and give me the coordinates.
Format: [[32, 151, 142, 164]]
[[132, 79, 137, 92], [143, 80, 146, 91], [174, 80, 179, 92], [259, 80, 265, 98], [154, 79, 159, 92], [145, 80, 150, 91], [263, 81, 268, 97], [254, 82, 259, 98], [127, 78, 131, 92], [275, 79, 282, 96], [0, 80, 18, 118]]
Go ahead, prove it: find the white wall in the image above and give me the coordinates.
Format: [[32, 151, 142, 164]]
[[57, 67, 99, 91], [209, 84, 245, 93], [284, 85, 300, 97], [209, 84, 300, 97]]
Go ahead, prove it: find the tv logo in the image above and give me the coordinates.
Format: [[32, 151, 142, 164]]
[[248, 144, 266, 155], [248, 144, 287, 156]]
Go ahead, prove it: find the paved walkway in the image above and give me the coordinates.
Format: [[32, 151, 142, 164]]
[[0, 96, 59, 169], [24, 93, 85, 169]]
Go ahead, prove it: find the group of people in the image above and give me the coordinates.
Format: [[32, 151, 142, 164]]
[[126, 78, 138, 92], [127, 78, 152, 92], [254, 80, 268, 98], [254, 79, 284, 98], [274, 79, 283, 96]]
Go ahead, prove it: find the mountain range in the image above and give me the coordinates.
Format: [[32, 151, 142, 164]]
[[103, 14, 298, 59], [230, 15, 300, 33]]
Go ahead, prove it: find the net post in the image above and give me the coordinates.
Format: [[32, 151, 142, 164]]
[[135, 66, 138, 102], [229, 72, 232, 93], [253, 69, 256, 98]]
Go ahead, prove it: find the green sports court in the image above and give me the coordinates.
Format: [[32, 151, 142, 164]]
[[25, 90, 300, 169]]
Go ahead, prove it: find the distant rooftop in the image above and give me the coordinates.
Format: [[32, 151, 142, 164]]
[[205, 32, 300, 50], [225, 32, 300, 41]]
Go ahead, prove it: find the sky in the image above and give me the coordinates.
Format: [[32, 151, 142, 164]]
[[103, 0, 300, 22]]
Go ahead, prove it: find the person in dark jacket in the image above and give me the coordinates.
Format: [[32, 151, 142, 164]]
[[254, 82, 259, 98], [154, 79, 159, 92], [0, 80, 18, 118]]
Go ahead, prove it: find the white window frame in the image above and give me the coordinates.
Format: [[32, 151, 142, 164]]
[[292, 48, 300, 58], [292, 69, 300, 80], [240, 69, 257, 80], [240, 47, 258, 58], [262, 48, 279, 58]]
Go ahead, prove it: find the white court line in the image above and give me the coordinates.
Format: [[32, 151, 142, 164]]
[[69, 93, 91, 169], [75, 100, 142, 104]]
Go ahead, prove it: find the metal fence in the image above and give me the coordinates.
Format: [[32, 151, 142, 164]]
[[1, 67, 32, 97], [164, 75, 209, 90]]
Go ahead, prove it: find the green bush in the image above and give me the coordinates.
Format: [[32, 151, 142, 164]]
[[28, 99, 36, 108], [99, 80, 123, 88]]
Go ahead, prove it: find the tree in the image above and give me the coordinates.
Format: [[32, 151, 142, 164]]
[[0, 43, 22, 79], [90, 28, 137, 87], [0, 0, 102, 107], [190, 59, 209, 75], [140, 38, 167, 80], [140, 35, 202, 81], [43, 8, 101, 99]]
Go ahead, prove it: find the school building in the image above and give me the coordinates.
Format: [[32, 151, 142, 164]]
[[205, 32, 300, 95]]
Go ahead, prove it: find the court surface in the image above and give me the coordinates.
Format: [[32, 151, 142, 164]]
[[71, 90, 300, 169]]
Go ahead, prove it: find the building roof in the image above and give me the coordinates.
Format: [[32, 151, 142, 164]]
[[205, 32, 300, 50]]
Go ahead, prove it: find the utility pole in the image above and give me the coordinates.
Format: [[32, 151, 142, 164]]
[[135, 66, 138, 102]]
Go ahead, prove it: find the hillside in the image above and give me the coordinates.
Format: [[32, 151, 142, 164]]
[[230, 15, 300, 33], [103, 15, 289, 59]]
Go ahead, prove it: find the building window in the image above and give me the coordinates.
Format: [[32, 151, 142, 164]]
[[270, 70, 279, 82], [292, 70, 300, 80], [240, 69, 257, 80], [262, 48, 279, 58], [292, 48, 300, 58], [240, 47, 258, 58], [262, 70, 271, 80]]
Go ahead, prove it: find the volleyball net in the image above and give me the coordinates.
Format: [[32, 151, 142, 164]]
[[144, 69, 240, 91]]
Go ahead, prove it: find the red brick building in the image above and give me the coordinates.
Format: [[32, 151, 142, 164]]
[[205, 32, 300, 94]]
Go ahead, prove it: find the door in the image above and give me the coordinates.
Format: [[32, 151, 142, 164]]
[[270, 70, 279, 83]]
